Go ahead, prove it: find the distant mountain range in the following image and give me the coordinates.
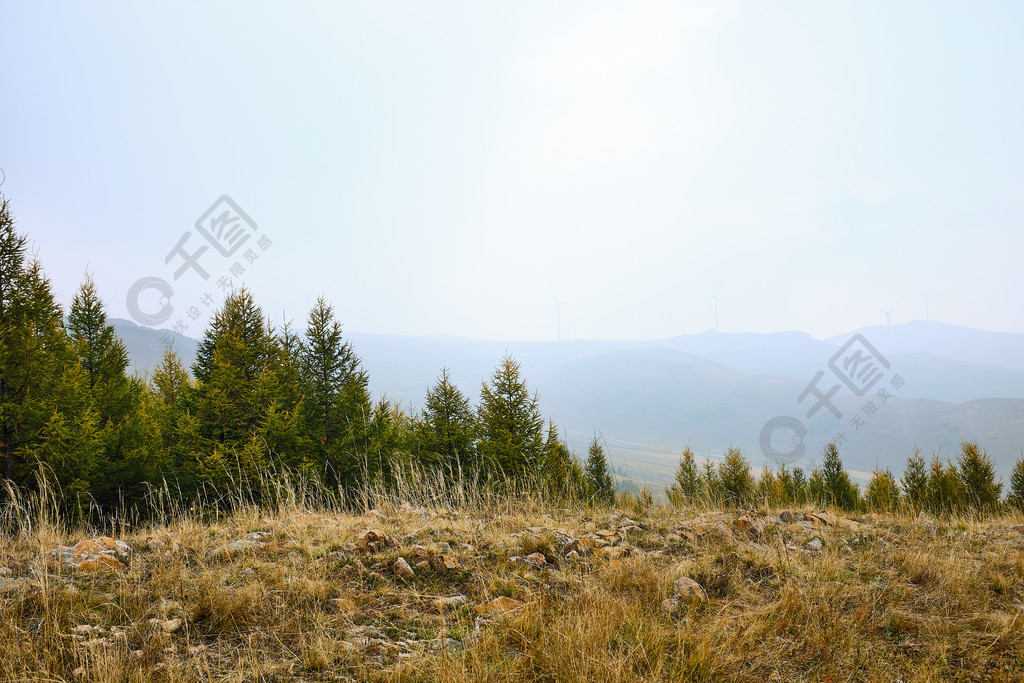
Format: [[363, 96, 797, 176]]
[[111, 318, 1024, 489]]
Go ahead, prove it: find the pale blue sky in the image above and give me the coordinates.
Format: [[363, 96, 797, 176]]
[[1, 1, 1022, 341]]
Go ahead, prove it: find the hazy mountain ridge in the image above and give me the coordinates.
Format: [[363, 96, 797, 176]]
[[112, 318, 1024, 485]]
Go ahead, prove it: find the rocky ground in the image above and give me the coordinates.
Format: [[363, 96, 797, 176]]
[[2, 502, 1024, 681]]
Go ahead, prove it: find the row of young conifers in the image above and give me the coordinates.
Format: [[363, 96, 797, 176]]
[[665, 440, 1019, 516], [0, 194, 616, 518], [0, 193, 1016, 520]]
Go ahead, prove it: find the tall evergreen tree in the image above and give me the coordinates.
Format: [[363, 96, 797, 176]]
[[68, 277, 153, 504], [476, 356, 544, 480], [0, 198, 98, 505], [865, 468, 900, 513], [417, 368, 477, 474], [540, 422, 586, 499], [298, 297, 370, 488], [957, 441, 1002, 514], [717, 447, 754, 506], [821, 442, 859, 510], [926, 455, 963, 515], [584, 435, 615, 505], [666, 445, 700, 506], [1007, 455, 1024, 512], [901, 450, 928, 512]]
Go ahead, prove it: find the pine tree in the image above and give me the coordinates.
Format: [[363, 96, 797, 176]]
[[540, 422, 586, 500], [584, 435, 615, 505], [476, 356, 544, 480], [68, 277, 153, 504], [957, 441, 1002, 514], [666, 445, 700, 506], [900, 450, 928, 513], [717, 447, 754, 507], [418, 368, 477, 475], [297, 297, 370, 487], [0, 197, 98, 505], [185, 289, 298, 496], [1007, 455, 1024, 512], [821, 442, 859, 510], [926, 455, 963, 515], [791, 466, 808, 505], [865, 468, 900, 513]]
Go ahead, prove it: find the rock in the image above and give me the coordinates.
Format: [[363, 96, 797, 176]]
[[733, 515, 762, 536], [565, 550, 580, 561], [76, 556, 127, 572], [474, 596, 525, 615], [783, 523, 805, 534], [779, 511, 799, 523], [673, 576, 707, 601], [523, 552, 547, 567], [806, 537, 823, 551], [356, 529, 393, 553], [392, 557, 415, 578], [430, 555, 464, 572], [662, 597, 680, 614], [834, 517, 860, 531]]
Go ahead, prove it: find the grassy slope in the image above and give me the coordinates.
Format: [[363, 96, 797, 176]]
[[2, 493, 1024, 682]]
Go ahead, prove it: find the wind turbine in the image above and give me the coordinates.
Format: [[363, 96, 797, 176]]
[[879, 302, 897, 328]]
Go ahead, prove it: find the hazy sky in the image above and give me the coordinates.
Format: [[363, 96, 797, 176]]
[[2, 1, 1022, 342]]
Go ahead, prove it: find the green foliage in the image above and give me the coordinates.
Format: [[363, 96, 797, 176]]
[[540, 422, 586, 501], [584, 435, 615, 505], [297, 296, 371, 488], [476, 356, 544, 481], [957, 441, 1002, 514], [1007, 455, 1024, 512], [926, 455, 964, 516], [901, 450, 928, 513], [717, 447, 754, 507], [417, 368, 477, 474], [820, 442, 859, 510], [666, 445, 700, 507], [865, 469, 900, 513]]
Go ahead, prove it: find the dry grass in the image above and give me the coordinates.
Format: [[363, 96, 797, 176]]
[[2, 481, 1024, 682]]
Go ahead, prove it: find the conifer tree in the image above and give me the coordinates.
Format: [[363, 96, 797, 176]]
[[418, 368, 476, 475], [476, 356, 544, 480], [717, 447, 754, 506], [865, 468, 900, 513], [925, 455, 963, 515], [901, 450, 928, 512], [68, 277, 153, 503], [957, 441, 1001, 514], [666, 445, 700, 506], [1007, 455, 1024, 512], [0, 197, 98, 504], [298, 297, 370, 488], [540, 422, 585, 500], [821, 442, 859, 510], [584, 435, 615, 505]]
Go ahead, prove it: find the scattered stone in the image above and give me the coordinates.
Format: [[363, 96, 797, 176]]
[[784, 523, 805, 534], [662, 597, 681, 614], [733, 514, 762, 536], [50, 537, 131, 572], [430, 555, 464, 572], [779, 511, 799, 523], [523, 552, 547, 568], [392, 557, 415, 578], [356, 529, 394, 553], [474, 596, 525, 615], [806, 537, 823, 551], [673, 576, 707, 601]]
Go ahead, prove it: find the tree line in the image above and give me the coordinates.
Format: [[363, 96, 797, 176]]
[[0, 195, 618, 515], [667, 439, 1023, 516]]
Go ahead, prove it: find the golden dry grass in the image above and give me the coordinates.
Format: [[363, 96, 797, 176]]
[[2, 487, 1024, 682]]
